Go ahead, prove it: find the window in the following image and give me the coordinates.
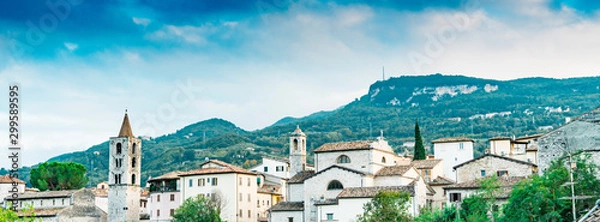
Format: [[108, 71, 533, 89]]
[[327, 180, 344, 190], [450, 193, 462, 202], [239, 209, 243, 217], [117, 174, 121, 184], [336, 155, 351, 164], [267, 200, 270, 206], [40, 200, 43, 206], [132, 143, 136, 154], [62, 199, 65, 205], [116, 143, 122, 154], [189, 179, 193, 187], [497, 170, 508, 177], [239, 193, 242, 202], [199, 178, 205, 186], [157, 210, 160, 217], [157, 194, 160, 202], [239, 177, 242, 185], [53, 199, 55, 206], [132, 174, 136, 184], [293, 139, 299, 150], [114, 174, 118, 184], [248, 178, 251, 186], [248, 210, 251, 218], [276, 166, 284, 172], [327, 213, 334, 220], [132, 157, 137, 168], [212, 177, 218, 186], [170, 209, 174, 216], [257, 200, 260, 207], [288, 217, 294, 222], [248, 194, 251, 202], [170, 194, 175, 201], [481, 170, 486, 176], [115, 158, 119, 168], [264, 166, 268, 172], [459, 143, 464, 150], [382, 157, 386, 163]]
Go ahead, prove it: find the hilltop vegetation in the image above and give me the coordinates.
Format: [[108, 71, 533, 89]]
[[13, 74, 600, 187]]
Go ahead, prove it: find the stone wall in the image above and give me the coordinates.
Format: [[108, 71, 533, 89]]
[[538, 121, 600, 174], [455, 155, 535, 183]]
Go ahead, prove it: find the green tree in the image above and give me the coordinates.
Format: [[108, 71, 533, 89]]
[[0, 204, 40, 222], [357, 190, 413, 222], [415, 204, 462, 222], [172, 195, 222, 222], [30, 162, 88, 191], [501, 153, 600, 222], [413, 119, 426, 160]]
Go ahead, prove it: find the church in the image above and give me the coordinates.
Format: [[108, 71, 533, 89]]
[[269, 127, 434, 222]]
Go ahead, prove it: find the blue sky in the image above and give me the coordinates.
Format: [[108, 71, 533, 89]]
[[1, 0, 600, 166]]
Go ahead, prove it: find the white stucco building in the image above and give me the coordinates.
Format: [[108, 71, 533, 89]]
[[179, 159, 259, 222], [453, 153, 538, 183], [432, 137, 474, 181], [0, 175, 26, 206], [270, 129, 432, 222], [147, 171, 181, 221], [5, 189, 107, 221], [251, 157, 290, 179]]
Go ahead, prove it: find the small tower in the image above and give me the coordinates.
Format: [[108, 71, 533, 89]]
[[108, 112, 142, 222], [289, 126, 307, 175]]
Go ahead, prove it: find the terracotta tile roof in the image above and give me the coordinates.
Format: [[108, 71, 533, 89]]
[[428, 176, 455, 186], [0, 175, 26, 184], [432, 137, 474, 143], [288, 170, 316, 184], [515, 134, 543, 140], [269, 201, 304, 211], [376, 165, 414, 176], [258, 184, 281, 195], [443, 176, 527, 198], [7, 190, 75, 200], [118, 113, 134, 137], [411, 159, 442, 169], [92, 188, 108, 197], [179, 160, 256, 176], [489, 136, 512, 141], [337, 186, 415, 198], [581, 200, 600, 222], [453, 153, 537, 169], [148, 171, 182, 182], [314, 140, 374, 153]]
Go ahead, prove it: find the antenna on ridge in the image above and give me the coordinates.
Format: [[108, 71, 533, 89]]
[[382, 66, 385, 81]]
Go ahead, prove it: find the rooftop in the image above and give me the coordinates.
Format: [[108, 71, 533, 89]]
[[148, 171, 182, 182], [453, 153, 538, 170], [443, 176, 527, 198], [0, 175, 26, 184], [7, 190, 75, 200], [314, 140, 374, 153], [288, 170, 316, 184], [428, 176, 456, 186], [432, 137, 474, 143], [376, 165, 413, 176], [258, 184, 281, 195], [411, 159, 442, 169], [118, 112, 134, 138], [179, 160, 256, 176], [337, 186, 415, 198], [269, 201, 304, 212]]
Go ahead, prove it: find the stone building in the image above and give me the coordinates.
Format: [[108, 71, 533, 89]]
[[411, 159, 454, 209], [538, 107, 600, 175], [488, 135, 540, 164], [108, 112, 142, 221], [443, 176, 526, 206], [453, 153, 537, 183], [147, 171, 181, 221], [5, 189, 107, 222]]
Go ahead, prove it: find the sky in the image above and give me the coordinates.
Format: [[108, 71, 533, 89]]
[[1, 0, 600, 167]]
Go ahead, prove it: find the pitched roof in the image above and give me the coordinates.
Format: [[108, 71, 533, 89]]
[[314, 140, 374, 153], [288, 170, 316, 184], [314, 198, 339, 206], [7, 190, 75, 200], [337, 186, 415, 198], [526, 144, 538, 151], [258, 184, 282, 195], [269, 201, 304, 212], [179, 160, 256, 176], [290, 165, 366, 184], [376, 165, 414, 176], [432, 137, 474, 143], [453, 153, 537, 170], [147, 171, 182, 182], [428, 176, 456, 186], [0, 175, 26, 184], [411, 159, 442, 169], [118, 113, 134, 137], [18, 208, 64, 217], [443, 176, 527, 198]]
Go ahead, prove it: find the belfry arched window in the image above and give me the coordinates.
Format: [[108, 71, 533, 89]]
[[132, 174, 136, 184], [132, 143, 136, 154], [293, 139, 299, 150], [382, 157, 387, 163], [132, 157, 137, 168], [116, 143, 122, 154], [337, 155, 351, 164], [327, 180, 344, 190]]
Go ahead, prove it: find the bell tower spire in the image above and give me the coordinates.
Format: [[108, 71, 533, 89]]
[[289, 126, 307, 175]]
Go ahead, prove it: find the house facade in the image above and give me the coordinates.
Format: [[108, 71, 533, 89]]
[[432, 137, 474, 181], [453, 153, 537, 183], [147, 171, 181, 221], [251, 157, 290, 179]]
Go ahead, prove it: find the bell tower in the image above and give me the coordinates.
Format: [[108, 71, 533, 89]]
[[289, 126, 307, 175], [108, 111, 142, 222]]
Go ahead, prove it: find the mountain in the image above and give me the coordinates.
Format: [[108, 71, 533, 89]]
[[14, 74, 600, 187]]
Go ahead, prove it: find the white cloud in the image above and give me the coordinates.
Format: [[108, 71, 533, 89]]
[[132, 17, 151, 27], [64, 42, 78, 52]]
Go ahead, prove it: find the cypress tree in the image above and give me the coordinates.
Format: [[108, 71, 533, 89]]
[[413, 119, 426, 160]]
